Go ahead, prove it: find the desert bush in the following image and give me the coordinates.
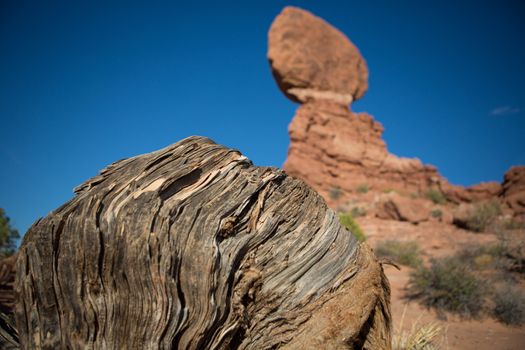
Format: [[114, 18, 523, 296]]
[[492, 285, 525, 325], [503, 218, 524, 230], [425, 189, 446, 205], [375, 240, 422, 268], [350, 206, 367, 218], [408, 256, 485, 318], [339, 213, 366, 242], [329, 187, 342, 200], [430, 209, 442, 219], [455, 243, 506, 269], [356, 184, 369, 193], [464, 201, 502, 232]]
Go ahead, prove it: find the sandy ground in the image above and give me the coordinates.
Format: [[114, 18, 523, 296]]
[[358, 217, 525, 349]]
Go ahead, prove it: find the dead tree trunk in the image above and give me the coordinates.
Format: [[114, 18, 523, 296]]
[[15, 136, 391, 349]]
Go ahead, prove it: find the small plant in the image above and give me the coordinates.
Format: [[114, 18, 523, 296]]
[[455, 243, 506, 269], [408, 256, 485, 318], [465, 200, 502, 232], [492, 285, 525, 325], [375, 240, 422, 268], [383, 188, 396, 194], [392, 323, 442, 350], [350, 206, 367, 218], [329, 187, 342, 200], [425, 189, 447, 205], [430, 209, 442, 219], [503, 218, 524, 230], [356, 184, 369, 194], [339, 213, 366, 242], [410, 192, 419, 199]]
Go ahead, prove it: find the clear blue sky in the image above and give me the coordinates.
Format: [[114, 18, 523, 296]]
[[1, 0, 524, 235]]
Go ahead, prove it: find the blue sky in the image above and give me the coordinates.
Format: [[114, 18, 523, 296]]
[[1, 0, 524, 235]]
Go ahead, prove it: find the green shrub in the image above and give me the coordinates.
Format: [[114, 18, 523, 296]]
[[356, 184, 369, 194], [465, 201, 502, 232], [408, 257, 485, 318], [329, 187, 342, 200], [455, 243, 506, 269], [375, 240, 422, 268], [492, 285, 525, 325], [431, 209, 442, 219], [350, 206, 367, 218], [339, 213, 366, 242], [425, 189, 447, 205], [503, 219, 524, 230]]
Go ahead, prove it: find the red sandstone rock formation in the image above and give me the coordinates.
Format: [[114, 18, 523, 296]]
[[500, 166, 525, 217], [268, 7, 453, 208], [268, 6, 514, 214]]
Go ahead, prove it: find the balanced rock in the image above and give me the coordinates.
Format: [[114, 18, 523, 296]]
[[15, 136, 391, 349], [268, 6, 368, 104]]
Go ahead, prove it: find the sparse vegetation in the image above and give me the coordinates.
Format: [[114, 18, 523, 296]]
[[503, 218, 524, 230], [492, 285, 525, 326], [408, 256, 485, 318], [464, 200, 502, 232], [425, 189, 447, 205], [339, 212, 366, 242], [455, 243, 506, 270], [392, 322, 442, 350], [375, 240, 422, 268], [350, 206, 367, 218], [329, 187, 342, 200], [430, 209, 442, 219], [356, 184, 369, 194], [0, 208, 20, 258]]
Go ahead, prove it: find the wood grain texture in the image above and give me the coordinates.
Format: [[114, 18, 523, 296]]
[[15, 136, 391, 349]]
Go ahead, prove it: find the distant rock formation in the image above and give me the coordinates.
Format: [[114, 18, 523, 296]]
[[268, 6, 520, 217], [500, 166, 525, 216]]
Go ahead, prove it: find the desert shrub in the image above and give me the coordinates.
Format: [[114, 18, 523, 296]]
[[375, 240, 422, 268], [350, 206, 367, 218], [502, 218, 524, 230], [339, 213, 366, 242], [0, 208, 20, 258], [430, 209, 442, 219], [408, 256, 485, 318], [465, 201, 502, 232], [356, 184, 369, 194], [492, 285, 525, 325], [410, 192, 419, 199], [425, 189, 446, 205], [329, 187, 342, 200], [383, 188, 396, 194]]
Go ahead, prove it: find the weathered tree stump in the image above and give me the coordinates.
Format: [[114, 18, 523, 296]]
[[15, 136, 391, 349]]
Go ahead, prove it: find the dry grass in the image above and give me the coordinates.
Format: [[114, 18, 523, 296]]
[[375, 240, 422, 268], [393, 305, 444, 350]]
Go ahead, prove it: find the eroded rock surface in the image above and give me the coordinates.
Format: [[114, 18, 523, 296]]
[[500, 166, 525, 216]]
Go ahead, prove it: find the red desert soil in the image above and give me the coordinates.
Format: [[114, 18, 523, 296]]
[[361, 217, 525, 349]]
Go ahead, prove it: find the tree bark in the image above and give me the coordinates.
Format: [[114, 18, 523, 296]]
[[15, 136, 391, 349]]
